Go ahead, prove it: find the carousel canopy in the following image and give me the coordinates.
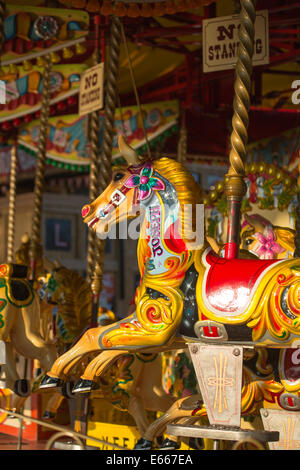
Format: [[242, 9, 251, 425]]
[[0, 0, 299, 180]]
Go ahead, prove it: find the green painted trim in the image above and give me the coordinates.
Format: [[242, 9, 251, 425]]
[[18, 123, 179, 172], [0, 277, 34, 308]]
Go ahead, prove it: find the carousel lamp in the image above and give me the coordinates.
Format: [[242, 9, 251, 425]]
[[62, 47, 74, 59], [100, 0, 114, 15], [56, 100, 67, 111], [37, 56, 46, 67], [2, 121, 12, 131], [152, 2, 165, 15], [12, 118, 22, 127], [165, 0, 177, 14], [23, 59, 33, 71], [67, 95, 77, 106], [140, 3, 153, 16], [50, 51, 61, 63], [9, 63, 18, 74], [86, 0, 101, 11], [24, 114, 33, 123], [114, 2, 127, 16], [72, 0, 87, 7], [75, 42, 87, 55], [127, 3, 141, 17]]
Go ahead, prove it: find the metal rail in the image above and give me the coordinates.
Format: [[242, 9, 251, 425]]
[[0, 407, 127, 450]]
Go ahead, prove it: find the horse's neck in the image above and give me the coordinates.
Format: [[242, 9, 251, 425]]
[[138, 174, 184, 278]]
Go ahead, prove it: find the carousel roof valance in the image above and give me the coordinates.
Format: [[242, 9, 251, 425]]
[[1, 5, 89, 66], [57, 0, 217, 17], [0, 63, 86, 127], [15, 99, 179, 171], [246, 126, 300, 174]]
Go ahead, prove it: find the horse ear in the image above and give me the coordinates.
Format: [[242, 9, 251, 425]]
[[44, 256, 55, 272], [243, 213, 265, 233], [118, 135, 139, 166]]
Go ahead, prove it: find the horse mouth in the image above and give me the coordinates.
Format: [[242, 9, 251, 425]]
[[87, 216, 99, 229]]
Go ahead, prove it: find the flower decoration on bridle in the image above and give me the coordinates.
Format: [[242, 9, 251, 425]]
[[124, 161, 165, 201]]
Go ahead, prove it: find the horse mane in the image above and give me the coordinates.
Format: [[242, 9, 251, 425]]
[[153, 157, 203, 243], [53, 266, 92, 340], [15, 233, 44, 278], [136, 157, 203, 277]]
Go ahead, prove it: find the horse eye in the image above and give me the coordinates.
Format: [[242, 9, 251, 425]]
[[246, 238, 254, 246], [113, 172, 125, 182]]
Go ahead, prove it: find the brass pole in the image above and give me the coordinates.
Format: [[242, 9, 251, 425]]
[[29, 56, 52, 280], [177, 112, 187, 165], [7, 142, 17, 263], [86, 16, 101, 285], [90, 15, 122, 326], [224, 0, 256, 259], [0, 1, 15, 264], [0, 2, 5, 54]]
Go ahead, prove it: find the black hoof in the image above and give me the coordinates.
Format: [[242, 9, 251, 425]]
[[72, 379, 97, 394], [159, 438, 181, 450], [39, 374, 61, 389], [14, 379, 30, 397], [42, 410, 56, 420], [134, 438, 153, 450]]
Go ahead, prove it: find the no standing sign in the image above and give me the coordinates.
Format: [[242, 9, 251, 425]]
[[79, 63, 104, 116]]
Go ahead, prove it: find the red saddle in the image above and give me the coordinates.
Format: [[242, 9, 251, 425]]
[[203, 250, 279, 315]]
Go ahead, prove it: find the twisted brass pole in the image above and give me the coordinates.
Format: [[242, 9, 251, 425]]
[[177, 118, 187, 165], [29, 56, 52, 279], [225, 0, 256, 259], [7, 143, 17, 263], [86, 49, 101, 284], [0, 3, 5, 59], [90, 15, 122, 325], [0, 1, 14, 263]]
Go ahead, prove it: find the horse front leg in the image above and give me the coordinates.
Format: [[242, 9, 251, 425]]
[[2, 342, 20, 390], [72, 350, 126, 393], [40, 327, 103, 389], [128, 395, 150, 437]]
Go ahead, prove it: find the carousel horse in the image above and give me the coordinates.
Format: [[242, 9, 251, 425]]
[[240, 213, 295, 260], [0, 261, 57, 397], [134, 215, 300, 449], [207, 212, 295, 260], [40, 136, 300, 401], [38, 261, 175, 437]]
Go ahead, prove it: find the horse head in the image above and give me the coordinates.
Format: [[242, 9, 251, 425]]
[[241, 213, 295, 260], [41, 257, 92, 344], [82, 135, 148, 237], [40, 258, 65, 305]]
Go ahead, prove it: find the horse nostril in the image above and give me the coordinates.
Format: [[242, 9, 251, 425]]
[[81, 205, 90, 218]]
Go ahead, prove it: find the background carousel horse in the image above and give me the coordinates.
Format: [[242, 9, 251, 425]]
[[40, 134, 300, 445], [0, 233, 57, 399], [240, 213, 295, 260], [207, 213, 295, 260], [38, 262, 176, 439]]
